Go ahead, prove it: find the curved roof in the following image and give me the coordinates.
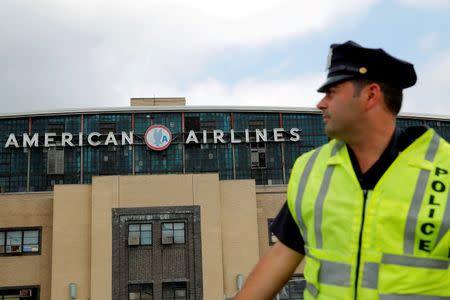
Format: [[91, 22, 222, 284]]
[[1, 105, 449, 121]]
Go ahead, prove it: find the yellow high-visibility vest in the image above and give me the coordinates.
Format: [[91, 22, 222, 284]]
[[287, 128, 450, 300]]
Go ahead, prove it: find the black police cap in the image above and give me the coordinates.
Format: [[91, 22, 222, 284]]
[[317, 41, 417, 93]]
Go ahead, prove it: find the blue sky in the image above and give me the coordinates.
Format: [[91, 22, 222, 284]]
[[1, 0, 450, 115]]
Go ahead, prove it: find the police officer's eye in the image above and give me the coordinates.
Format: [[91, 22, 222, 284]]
[[327, 88, 336, 95]]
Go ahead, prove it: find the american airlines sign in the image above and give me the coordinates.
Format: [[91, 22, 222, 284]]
[[4, 125, 302, 151]]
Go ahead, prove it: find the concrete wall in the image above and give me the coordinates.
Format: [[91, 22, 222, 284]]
[[256, 185, 305, 273], [0, 192, 53, 300], [0, 175, 302, 299], [48, 174, 255, 299], [220, 180, 259, 298], [90, 176, 118, 300], [51, 185, 91, 300], [78, 173, 230, 300], [130, 97, 186, 106], [256, 185, 287, 258]]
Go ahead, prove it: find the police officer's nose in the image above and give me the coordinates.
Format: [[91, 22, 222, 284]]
[[316, 97, 327, 110]]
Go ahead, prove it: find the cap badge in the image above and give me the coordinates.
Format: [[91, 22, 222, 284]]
[[359, 67, 367, 74]]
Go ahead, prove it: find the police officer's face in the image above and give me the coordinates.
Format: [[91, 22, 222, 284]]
[[316, 80, 365, 140]]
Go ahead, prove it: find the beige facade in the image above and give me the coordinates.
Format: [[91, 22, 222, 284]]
[[130, 97, 186, 107], [0, 193, 53, 300], [0, 173, 302, 299]]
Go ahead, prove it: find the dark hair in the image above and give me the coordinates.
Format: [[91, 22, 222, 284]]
[[352, 79, 403, 115]]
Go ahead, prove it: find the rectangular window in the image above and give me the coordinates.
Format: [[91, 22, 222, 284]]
[[277, 275, 306, 299], [47, 147, 65, 175], [47, 123, 65, 135], [0, 232, 4, 253], [250, 143, 266, 169], [0, 287, 39, 299], [200, 120, 216, 132], [47, 123, 65, 145], [7, 231, 22, 253], [0, 228, 41, 256], [161, 222, 185, 245], [248, 120, 264, 131], [184, 117, 200, 132], [267, 219, 278, 245], [99, 122, 116, 135], [128, 283, 153, 300], [200, 120, 216, 143], [162, 282, 187, 300], [128, 224, 152, 246], [23, 230, 40, 252]]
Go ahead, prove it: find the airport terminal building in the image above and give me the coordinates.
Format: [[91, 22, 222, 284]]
[[1, 98, 449, 300]]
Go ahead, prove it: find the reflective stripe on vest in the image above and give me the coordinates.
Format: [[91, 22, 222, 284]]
[[295, 147, 322, 246], [293, 141, 344, 249], [314, 141, 344, 249], [404, 132, 440, 254], [306, 282, 319, 297], [382, 253, 449, 269], [319, 259, 352, 286], [361, 254, 449, 290], [361, 262, 379, 289]]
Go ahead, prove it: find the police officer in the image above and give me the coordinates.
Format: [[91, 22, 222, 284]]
[[235, 41, 450, 300]]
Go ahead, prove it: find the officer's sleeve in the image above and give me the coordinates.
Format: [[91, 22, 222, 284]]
[[269, 201, 305, 255]]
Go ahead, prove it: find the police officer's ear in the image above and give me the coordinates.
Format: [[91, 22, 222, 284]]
[[362, 83, 382, 112]]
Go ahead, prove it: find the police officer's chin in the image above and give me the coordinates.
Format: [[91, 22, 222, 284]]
[[324, 126, 337, 139], [325, 126, 347, 141]]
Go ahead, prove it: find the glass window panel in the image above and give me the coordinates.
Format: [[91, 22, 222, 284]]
[[7, 231, 22, 245], [23, 244, 39, 253], [141, 292, 153, 300], [162, 223, 174, 244], [128, 283, 140, 300], [129, 225, 140, 232], [162, 223, 173, 230], [128, 292, 138, 300], [163, 282, 187, 300], [141, 231, 151, 239], [141, 231, 152, 245], [174, 223, 184, 230], [6, 231, 22, 253], [174, 230, 185, 244], [0, 232, 4, 253], [141, 224, 152, 231], [23, 236, 38, 244], [129, 231, 140, 238], [23, 230, 39, 245], [24, 230, 38, 239], [141, 284, 153, 300], [174, 288, 186, 299], [162, 229, 174, 238]]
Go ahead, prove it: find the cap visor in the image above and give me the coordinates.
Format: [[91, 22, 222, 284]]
[[317, 75, 355, 93]]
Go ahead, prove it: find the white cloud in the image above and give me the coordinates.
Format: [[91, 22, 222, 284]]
[[398, 0, 450, 8], [44, 0, 380, 48], [0, 0, 381, 113], [145, 73, 325, 108], [403, 48, 450, 115]]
